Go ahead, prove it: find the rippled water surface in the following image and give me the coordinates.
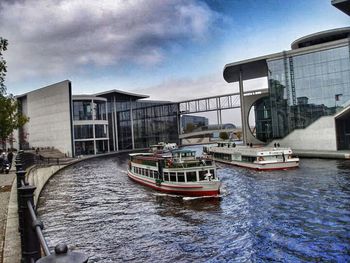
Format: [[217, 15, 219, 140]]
[[38, 147, 350, 262]]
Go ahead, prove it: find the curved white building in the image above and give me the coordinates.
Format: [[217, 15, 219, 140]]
[[72, 95, 109, 156]]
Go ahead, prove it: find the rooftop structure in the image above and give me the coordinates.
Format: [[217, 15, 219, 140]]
[[331, 0, 350, 15]]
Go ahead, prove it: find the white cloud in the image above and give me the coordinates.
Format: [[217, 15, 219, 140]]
[[0, 0, 218, 81]]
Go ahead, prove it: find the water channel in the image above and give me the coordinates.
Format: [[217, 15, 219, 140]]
[[37, 146, 350, 262]]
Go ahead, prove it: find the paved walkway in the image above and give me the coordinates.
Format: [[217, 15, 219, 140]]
[[0, 170, 15, 263]]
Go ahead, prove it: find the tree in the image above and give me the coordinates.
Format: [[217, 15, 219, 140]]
[[184, 123, 196, 133], [0, 38, 29, 149], [235, 131, 242, 140], [219, 131, 229, 140], [0, 37, 8, 95], [0, 95, 28, 149]]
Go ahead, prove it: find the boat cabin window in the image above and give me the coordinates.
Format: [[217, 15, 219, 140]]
[[154, 171, 159, 179], [164, 172, 169, 181], [242, 156, 255, 163], [170, 172, 177, 182], [177, 172, 185, 182], [214, 152, 231, 161], [210, 169, 215, 179], [199, 170, 208, 181], [186, 171, 197, 182]]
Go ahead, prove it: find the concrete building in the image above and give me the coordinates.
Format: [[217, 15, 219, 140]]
[[16, 80, 74, 156], [223, 27, 350, 151], [15, 82, 179, 157]]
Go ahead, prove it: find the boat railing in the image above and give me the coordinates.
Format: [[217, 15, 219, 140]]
[[165, 159, 213, 169]]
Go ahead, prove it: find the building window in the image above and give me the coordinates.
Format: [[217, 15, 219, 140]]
[[94, 101, 107, 120], [96, 140, 108, 154], [95, 125, 107, 138], [74, 125, 93, 139], [75, 141, 94, 155], [73, 101, 93, 120]]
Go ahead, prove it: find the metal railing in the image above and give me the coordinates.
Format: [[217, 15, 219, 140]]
[[15, 151, 88, 263]]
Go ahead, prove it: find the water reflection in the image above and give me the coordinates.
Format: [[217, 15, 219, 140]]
[[37, 153, 350, 263]]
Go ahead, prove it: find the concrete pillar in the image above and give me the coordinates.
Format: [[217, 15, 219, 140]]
[[239, 70, 246, 144], [105, 101, 110, 153], [113, 96, 119, 151], [130, 100, 135, 149]]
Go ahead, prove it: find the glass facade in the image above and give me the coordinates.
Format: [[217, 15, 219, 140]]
[[96, 140, 109, 154], [74, 125, 94, 139], [95, 124, 107, 138], [73, 101, 93, 120], [255, 45, 350, 142], [100, 93, 180, 152], [73, 93, 179, 153], [94, 101, 107, 120], [117, 103, 179, 150], [73, 97, 109, 155], [74, 141, 95, 155], [336, 115, 350, 150]]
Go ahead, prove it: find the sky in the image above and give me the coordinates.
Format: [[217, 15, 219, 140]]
[[0, 0, 349, 124]]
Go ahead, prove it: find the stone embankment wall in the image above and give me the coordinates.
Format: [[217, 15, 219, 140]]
[[27, 165, 66, 205]]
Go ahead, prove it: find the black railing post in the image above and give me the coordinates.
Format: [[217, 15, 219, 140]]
[[16, 162, 23, 172], [37, 244, 88, 263], [17, 169, 27, 238], [18, 185, 41, 263], [16, 170, 26, 189]]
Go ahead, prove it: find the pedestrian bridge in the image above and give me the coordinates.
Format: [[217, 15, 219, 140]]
[[179, 128, 242, 139]]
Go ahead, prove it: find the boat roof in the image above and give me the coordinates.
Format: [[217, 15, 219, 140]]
[[212, 145, 293, 156], [172, 149, 196, 154], [130, 154, 164, 161]]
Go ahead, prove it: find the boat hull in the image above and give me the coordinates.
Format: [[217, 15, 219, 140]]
[[127, 170, 220, 196], [211, 157, 299, 171]]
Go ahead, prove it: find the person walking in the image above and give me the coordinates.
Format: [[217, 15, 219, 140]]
[[7, 150, 13, 169]]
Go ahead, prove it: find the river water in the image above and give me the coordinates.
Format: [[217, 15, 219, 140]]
[[37, 147, 350, 262]]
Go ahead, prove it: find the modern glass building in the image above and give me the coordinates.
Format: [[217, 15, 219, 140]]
[[72, 95, 109, 155], [95, 90, 180, 151], [224, 27, 350, 150]]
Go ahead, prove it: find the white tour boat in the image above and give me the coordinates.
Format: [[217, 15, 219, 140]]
[[203, 141, 299, 171], [149, 142, 178, 154], [127, 149, 220, 196]]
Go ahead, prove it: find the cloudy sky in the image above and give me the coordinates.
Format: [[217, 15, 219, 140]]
[[0, 0, 348, 104]]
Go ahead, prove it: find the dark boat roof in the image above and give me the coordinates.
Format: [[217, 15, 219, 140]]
[[131, 154, 164, 161]]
